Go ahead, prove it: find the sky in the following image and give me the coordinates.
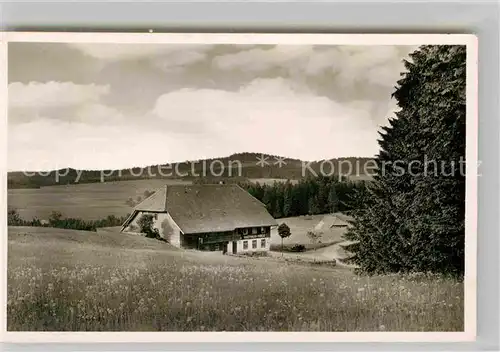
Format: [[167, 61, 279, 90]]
[[8, 42, 417, 171]]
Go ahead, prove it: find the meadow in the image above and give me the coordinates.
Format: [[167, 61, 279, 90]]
[[270, 214, 346, 248], [8, 226, 464, 332], [7, 179, 192, 220]]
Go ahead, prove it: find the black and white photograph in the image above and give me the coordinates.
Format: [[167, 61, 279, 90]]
[[2, 33, 477, 340]]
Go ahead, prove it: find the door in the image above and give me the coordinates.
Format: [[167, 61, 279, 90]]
[[232, 241, 237, 254]]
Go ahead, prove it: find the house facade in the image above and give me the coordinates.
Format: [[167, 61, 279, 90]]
[[121, 184, 277, 254]]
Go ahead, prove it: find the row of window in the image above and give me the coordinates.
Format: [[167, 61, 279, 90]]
[[243, 239, 266, 250], [240, 227, 268, 235]]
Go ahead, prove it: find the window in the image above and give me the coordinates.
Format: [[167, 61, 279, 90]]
[[261, 239, 266, 248], [154, 213, 158, 220], [252, 240, 257, 249], [252, 227, 258, 235], [242, 228, 249, 235], [260, 227, 266, 234], [243, 241, 248, 250]]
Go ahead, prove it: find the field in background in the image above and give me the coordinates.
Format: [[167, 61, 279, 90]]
[[8, 226, 463, 332], [270, 215, 346, 247], [249, 178, 299, 185], [7, 179, 192, 221]]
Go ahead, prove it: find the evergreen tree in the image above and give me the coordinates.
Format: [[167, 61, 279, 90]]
[[317, 180, 330, 213], [327, 184, 339, 213], [274, 183, 284, 218], [283, 182, 293, 217], [344, 45, 466, 276], [308, 195, 320, 215], [262, 186, 276, 217]]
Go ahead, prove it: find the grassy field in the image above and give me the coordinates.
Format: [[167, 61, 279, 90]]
[[249, 178, 299, 185], [270, 214, 346, 248], [8, 226, 463, 332], [7, 179, 192, 221]]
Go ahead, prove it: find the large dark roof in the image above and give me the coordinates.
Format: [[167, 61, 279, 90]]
[[129, 184, 277, 234]]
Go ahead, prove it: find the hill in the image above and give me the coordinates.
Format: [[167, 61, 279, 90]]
[[7, 153, 374, 189]]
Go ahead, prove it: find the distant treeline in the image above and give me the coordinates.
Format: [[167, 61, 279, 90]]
[[8, 153, 374, 189], [240, 176, 365, 219], [7, 210, 129, 232]]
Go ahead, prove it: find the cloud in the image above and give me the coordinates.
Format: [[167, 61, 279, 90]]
[[8, 119, 194, 171], [151, 78, 380, 161], [213, 45, 417, 88], [8, 82, 110, 109], [8, 81, 125, 127], [8, 44, 418, 171], [69, 43, 213, 71], [213, 45, 314, 73], [8, 77, 381, 171], [212, 45, 417, 126], [8, 82, 131, 125]]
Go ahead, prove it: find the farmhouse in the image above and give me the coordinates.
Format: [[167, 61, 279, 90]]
[[314, 213, 354, 232], [121, 184, 278, 254]]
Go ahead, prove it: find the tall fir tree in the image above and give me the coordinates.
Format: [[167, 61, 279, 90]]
[[308, 195, 320, 215], [274, 183, 284, 218], [327, 183, 339, 213], [344, 45, 466, 276], [283, 182, 293, 217]]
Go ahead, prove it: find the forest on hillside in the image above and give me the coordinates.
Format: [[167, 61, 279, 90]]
[[7, 154, 374, 189], [241, 176, 363, 218]]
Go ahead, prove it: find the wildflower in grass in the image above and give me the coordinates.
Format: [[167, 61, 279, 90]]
[[7, 242, 464, 332]]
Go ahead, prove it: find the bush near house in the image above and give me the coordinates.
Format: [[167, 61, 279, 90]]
[[290, 244, 306, 252], [137, 214, 161, 239]]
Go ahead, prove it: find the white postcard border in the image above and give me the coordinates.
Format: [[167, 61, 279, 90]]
[[0, 32, 478, 344]]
